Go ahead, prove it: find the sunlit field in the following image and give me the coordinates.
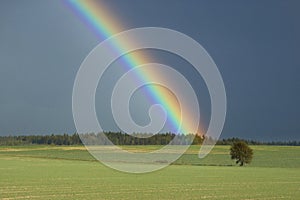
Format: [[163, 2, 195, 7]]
[[0, 145, 299, 199]]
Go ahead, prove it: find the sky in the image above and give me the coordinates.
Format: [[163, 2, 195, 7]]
[[0, 0, 299, 141]]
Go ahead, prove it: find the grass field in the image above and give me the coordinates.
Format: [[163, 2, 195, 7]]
[[0, 145, 299, 199]]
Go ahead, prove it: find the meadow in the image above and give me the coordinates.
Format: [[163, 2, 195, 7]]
[[0, 145, 299, 199]]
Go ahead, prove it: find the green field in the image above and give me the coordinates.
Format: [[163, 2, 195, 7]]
[[0, 145, 299, 199]]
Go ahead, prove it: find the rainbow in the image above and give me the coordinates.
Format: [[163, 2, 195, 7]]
[[64, 0, 200, 134]]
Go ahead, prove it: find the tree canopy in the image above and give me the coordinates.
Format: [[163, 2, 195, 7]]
[[230, 141, 253, 166]]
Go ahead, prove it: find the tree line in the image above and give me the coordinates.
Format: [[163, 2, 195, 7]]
[[0, 133, 299, 146], [0, 133, 82, 146], [216, 137, 300, 146], [0, 132, 204, 146]]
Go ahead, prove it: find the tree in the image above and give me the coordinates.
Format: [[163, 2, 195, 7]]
[[230, 141, 253, 166]]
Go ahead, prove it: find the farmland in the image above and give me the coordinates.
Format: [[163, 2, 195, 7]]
[[0, 145, 299, 199]]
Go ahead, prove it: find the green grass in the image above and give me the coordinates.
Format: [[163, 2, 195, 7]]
[[0, 145, 299, 199]]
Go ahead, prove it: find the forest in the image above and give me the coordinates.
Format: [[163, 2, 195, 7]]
[[0, 132, 299, 146]]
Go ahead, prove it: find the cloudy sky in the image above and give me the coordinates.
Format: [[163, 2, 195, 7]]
[[0, 0, 299, 141]]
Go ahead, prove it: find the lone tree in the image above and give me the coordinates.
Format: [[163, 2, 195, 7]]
[[230, 141, 253, 166]]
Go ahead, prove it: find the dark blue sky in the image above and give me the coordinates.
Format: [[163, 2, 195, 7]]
[[0, 0, 299, 141]]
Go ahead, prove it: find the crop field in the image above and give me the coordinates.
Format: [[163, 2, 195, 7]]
[[0, 145, 299, 199]]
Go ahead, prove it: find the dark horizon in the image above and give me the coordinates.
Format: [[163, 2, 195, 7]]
[[1, 131, 299, 143]]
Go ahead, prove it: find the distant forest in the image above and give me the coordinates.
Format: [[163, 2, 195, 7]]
[[0, 132, 299, 146]]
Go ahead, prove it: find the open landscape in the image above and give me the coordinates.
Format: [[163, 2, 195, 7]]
[[1, 145, 299, 199], [1, 1, 300, 199]]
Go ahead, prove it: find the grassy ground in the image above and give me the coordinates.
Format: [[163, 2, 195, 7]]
[[0, 145, 299, 199]]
